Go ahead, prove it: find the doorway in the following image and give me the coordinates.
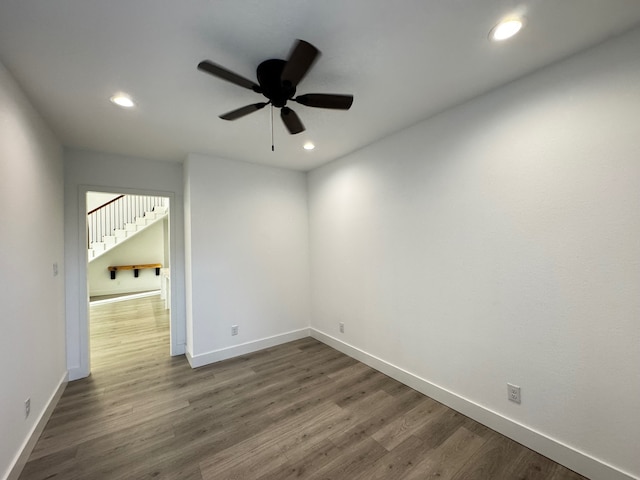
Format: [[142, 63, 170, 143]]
[[81, 187, 177, 377], [86, 192, 169, 302]]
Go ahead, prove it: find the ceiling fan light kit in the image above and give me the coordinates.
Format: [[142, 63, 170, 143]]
[[198, 39, 353, 139]]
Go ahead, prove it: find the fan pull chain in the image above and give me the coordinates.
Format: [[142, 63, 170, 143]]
[[270, 104, 275, 152]]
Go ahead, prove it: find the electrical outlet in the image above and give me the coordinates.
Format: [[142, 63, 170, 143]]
[[52, 262, 58, 277], [339, 322, 344, 333], [231, 325, 239, 336], [25, 398, 31, 419], [507, 383, 521, 404]]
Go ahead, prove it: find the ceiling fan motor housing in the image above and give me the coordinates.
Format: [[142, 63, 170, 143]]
[[257, 59, 296, 107]]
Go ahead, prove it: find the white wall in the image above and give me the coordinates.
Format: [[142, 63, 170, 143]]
[[64, 149, 185, 379], [0, 62, 66, 479], [184, 154, 310, 365], [86, 191, 121, 212], [308, 28, 640, 480], [88, 219, 166, 297]]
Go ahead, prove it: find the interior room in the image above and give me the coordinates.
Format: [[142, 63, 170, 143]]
[[1, 2, 639, 479]]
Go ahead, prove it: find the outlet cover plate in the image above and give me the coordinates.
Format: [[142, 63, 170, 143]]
[[507, 383, 521, 404], [231, 325, 238, 336]]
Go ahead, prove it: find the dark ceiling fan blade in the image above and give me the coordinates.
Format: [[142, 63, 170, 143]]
[[281, 40, 320, 88], [198, 60, 261, 92], [219, 102, 268, 121], [281, 107, 305, 134], [294, 93, 354, 110]]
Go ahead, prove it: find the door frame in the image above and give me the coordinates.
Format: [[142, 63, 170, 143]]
[[73, 184, 184, 379]]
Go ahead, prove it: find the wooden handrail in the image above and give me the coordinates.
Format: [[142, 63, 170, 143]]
[[88, 194, 125, 216]]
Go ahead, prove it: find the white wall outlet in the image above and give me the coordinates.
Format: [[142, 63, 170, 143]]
[[52, 262, 58, 276], [339, 322, 344, 333], [25, 398, 31, 418], [507, 383, 521, 404], [231, 325, 239, 336]]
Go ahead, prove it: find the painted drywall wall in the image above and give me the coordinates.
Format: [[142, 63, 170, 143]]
[[64, 149, 185, 379], [308, 28, 640, 479], [88, 219, 166, 297], [184, 154, 310, 364], [86, 191, 121, 212], [0, 62, 66, 479]]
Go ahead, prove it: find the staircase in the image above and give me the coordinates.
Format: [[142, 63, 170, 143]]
[[88, 195, 168, 261]]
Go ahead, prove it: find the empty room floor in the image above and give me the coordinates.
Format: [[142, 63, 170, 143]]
[[18, 296, 587, 479]]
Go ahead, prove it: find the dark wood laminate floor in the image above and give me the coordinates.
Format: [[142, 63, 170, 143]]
[[19, 296, 588, 479]]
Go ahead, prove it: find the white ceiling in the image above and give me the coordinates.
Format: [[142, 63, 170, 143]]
[[1, 1, 640, 171]]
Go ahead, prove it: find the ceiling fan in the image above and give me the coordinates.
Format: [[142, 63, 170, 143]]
[[197, 39, 353, 135]]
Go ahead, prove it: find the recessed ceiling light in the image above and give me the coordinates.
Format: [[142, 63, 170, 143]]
[[110, 93, 135, 108], [489, 18, 524, 41], [303, 142, 315, 151]]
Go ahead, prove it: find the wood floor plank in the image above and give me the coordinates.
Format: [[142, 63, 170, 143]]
[[256, 439, 343, 480], [400, 425, 487, 480], [352, 435, 426, 480], [17, 295, 589, 480], [307, 436, 388, 480], [449, 433, 523, 480], [371, 396, 445, 451], [413, 407, 469, 451], [199, 402, 347, 479], [502, 447, 561, 480]]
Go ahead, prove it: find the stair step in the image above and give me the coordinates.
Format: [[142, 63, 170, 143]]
[[125, 224, 138, 232], [144, 211, 157, 220], [135, 218, 148, 226], [103, 235, 117, 245], [154, 205, 168, 214], [91, 242, 106, 251], [114, 229, 128, 238]]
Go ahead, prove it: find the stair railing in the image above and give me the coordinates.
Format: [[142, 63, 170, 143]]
[[87, 194, 166, 248]]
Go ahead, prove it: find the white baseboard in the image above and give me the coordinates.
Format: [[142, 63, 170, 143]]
[[6, 372, 68, 480], [186, 328, 310, 368], [310, 328, 637, 480], [89, 290, 161, 305]]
